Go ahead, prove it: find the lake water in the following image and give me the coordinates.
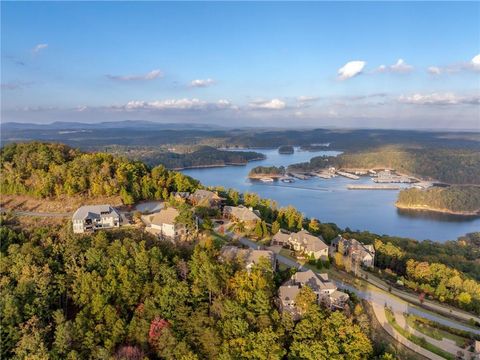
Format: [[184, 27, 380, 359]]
[[182, 148, 480, 242]]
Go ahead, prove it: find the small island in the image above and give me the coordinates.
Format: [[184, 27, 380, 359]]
[[248, 165, 286, 179], [278, 145, 294, 154], [396, 185, 480, 216]]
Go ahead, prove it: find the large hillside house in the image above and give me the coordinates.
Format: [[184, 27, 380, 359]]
[[147, 207, 187, 240], [272, 229, 328, 260], [278, 269, 349, 318], [220, 246, 276, 272], [223, 205, 261, 229], [189, 189, 224, 208], [329, 235, 375, 268], [72, 205, 120, 233]]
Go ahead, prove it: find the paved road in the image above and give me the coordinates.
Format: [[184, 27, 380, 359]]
[[394, 310, 474, 359], [1, 208, 72, 218], [236, 235, 480, 337], [371, 303, 445, 360], [359, 269, 480, 324]]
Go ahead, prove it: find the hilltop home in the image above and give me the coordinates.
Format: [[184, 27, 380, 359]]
[[272, 229, 328, 260], [72, 205, 120, 233], [147, 207, 187, 240], [223, 205, 261, 229], [220, 246, 276, 272], [278, 284, 301, 320], [278, 269, 349, 317], [189, 189, 224, 208], [329, 235, 375, 268]]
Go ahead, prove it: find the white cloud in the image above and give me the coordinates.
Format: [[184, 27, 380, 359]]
[[32, 43, 48, 53], [471, 54, 480, 70], [337, 61, 366, 80], [377, 59, 414, 73], [120, 98, 234, 111], [106, 69, 163, 81], [190, 78, 216, 88], [249, 98, 286, 110], [398, 93, 480, 106], [427, 54, 480, 75], [427, 66, 441, 75], [297, 96, 319, 103]]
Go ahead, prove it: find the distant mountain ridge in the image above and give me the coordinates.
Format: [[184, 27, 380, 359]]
[[1, 120, 226, 131]]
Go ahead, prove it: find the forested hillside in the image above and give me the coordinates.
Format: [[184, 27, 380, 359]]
[[130, 146, 265, 169], [0, 221, 373, 359], [288, 147, 480, 185], [0, 142, 199, 204], [396, 186, 480, 214]]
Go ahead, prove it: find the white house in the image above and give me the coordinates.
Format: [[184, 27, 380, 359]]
[[148, 207, 186, 240], [72, 205, 120, 233]]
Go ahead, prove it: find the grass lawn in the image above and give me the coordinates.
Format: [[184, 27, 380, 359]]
[[405, 314, 470, 348], [384, 308, 454, 360]]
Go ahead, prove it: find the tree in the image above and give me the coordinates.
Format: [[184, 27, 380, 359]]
[[295, 286, 317, 315], [254, 221, 264, 239], [271, 221, 280, 235], [308, 219, 321, 234]]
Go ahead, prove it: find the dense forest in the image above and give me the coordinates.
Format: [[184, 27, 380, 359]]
[[0, 220, 374, 359], [278, 146, 294, 154], [248, 166, 286, 178], [288, 147, 480, 185], [119, 146, 265, 169], [396, 186, 480, 214], [0, 142, 200, 205]]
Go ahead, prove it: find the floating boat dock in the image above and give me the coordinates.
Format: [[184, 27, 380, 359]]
[[336, 171, 360, 180]]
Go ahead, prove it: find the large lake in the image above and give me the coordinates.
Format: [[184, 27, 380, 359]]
[[182, 148, 480, 242]]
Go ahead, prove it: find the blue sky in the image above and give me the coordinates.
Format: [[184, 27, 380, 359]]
[[1, 1, 479, 129]]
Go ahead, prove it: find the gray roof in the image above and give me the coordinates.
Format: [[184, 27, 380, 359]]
[[272, 230, 290, 244], [291, 230, 328, 253], [330, 290, 349, 301], [150, 207, 180, 226], [224, 205, 261, 222], [72, 205, 119, 221], [190, 189, 223, 203], [332, 236, 375, 258], [220, 246, 275, 268], [293, 270, 336, 291], [279, 284, 301, 302]]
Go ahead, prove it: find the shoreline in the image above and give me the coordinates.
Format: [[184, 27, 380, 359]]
[[395, 203, 480, 217], [248, 173, 285, 179], [173, 157, 265, 171]]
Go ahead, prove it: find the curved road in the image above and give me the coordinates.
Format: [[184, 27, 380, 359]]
[[237, 236, 480, 336]]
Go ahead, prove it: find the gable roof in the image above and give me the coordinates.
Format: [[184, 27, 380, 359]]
[[150, 207, 180, 226], [291, 230, 328, 252], [293, 270, 336, 291], [279, 284, 301, 303], [72, 205, 119, 221], [272, 230, 290, 244], [220, 246, 275, 268], [224, 205, 261, 222], [191, 189, 223, 202]]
